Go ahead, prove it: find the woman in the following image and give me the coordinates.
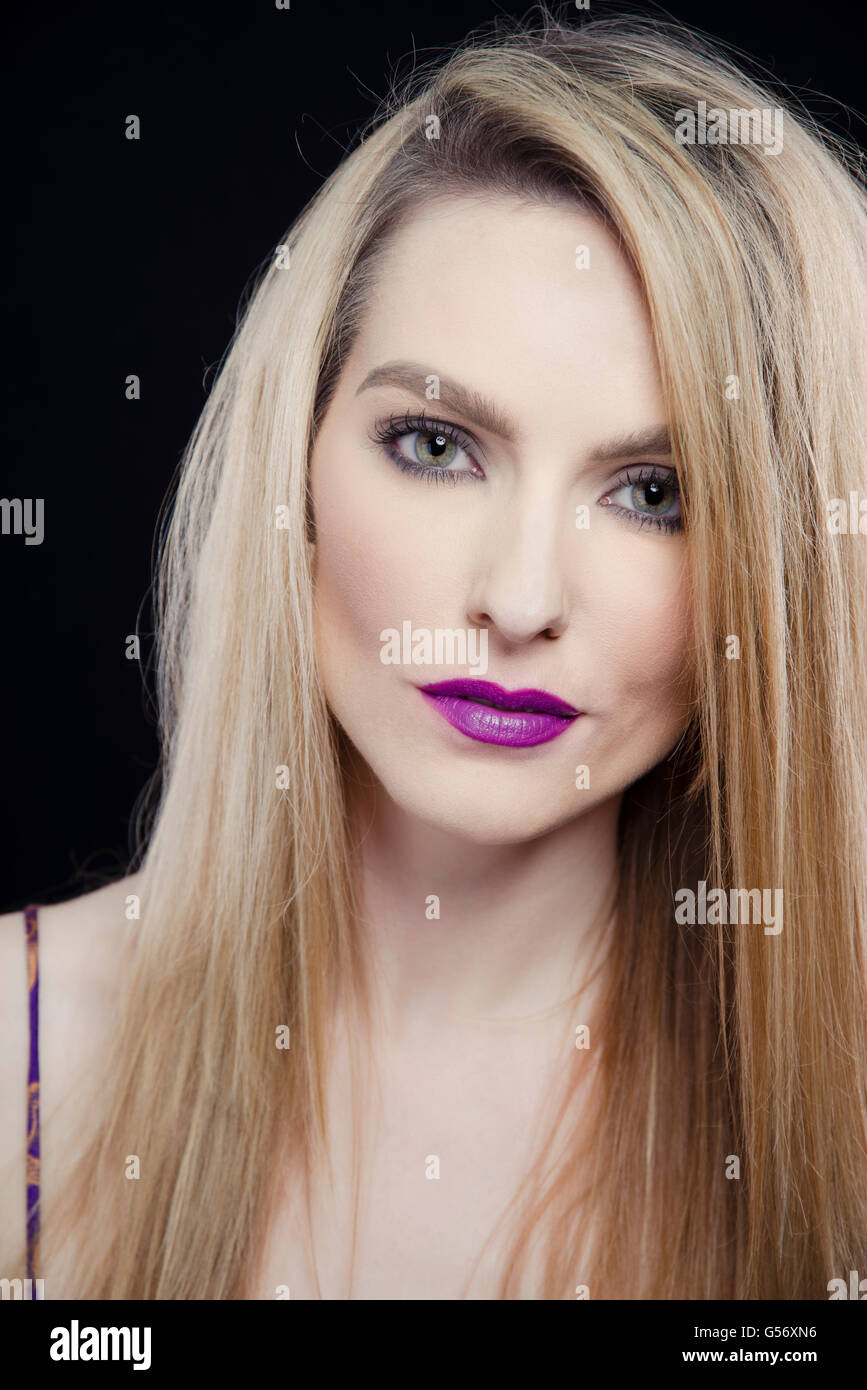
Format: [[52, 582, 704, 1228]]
[[2, 8, 866, 1299]]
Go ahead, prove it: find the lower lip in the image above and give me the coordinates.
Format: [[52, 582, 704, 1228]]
[[421, 691, 578, 747]]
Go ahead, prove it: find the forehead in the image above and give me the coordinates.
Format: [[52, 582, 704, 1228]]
[[348, 193, 664, 445]]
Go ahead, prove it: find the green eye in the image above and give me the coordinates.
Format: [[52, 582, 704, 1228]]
[[369, 411, 482, 484], [600, 466, 682, 534], [414, 431, 458, 468], [631, 479, 677, 514]]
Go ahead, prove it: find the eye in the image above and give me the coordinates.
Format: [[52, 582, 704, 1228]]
[[600, 466, 682, 534], [369, 412, 484, 484]]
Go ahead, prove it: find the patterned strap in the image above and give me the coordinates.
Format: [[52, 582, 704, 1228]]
[[24, 905, 40, 1297]]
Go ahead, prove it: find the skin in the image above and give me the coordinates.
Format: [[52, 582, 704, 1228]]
[[310, 193, 693, 1033], [0, 193, 695, 1299]]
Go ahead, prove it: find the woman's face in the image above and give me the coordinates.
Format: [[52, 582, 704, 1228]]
[[310, 194, 693, 844]]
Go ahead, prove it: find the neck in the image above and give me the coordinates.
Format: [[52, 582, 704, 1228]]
[[346, 758, 620, 1037]]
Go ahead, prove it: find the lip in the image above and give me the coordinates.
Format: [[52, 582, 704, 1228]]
[[419, 678, 581, 748]]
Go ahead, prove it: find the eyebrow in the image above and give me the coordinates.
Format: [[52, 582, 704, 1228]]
[[355, 360, 672, 460], [588, 425, 672, 461]]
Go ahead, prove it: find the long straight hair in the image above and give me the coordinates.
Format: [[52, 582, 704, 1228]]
[[27, 7, 867, 1297]]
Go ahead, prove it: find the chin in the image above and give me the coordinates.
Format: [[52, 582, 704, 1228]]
[[378, 769, 581, 845]]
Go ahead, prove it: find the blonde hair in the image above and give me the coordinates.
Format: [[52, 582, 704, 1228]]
[[23, 6, 867, 1296]]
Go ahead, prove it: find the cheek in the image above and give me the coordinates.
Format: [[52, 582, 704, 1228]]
[[312, 501, 386, 673], [310, 443, 437, 677], [311, 437, 472, 666], [580, 536, 692, 717]]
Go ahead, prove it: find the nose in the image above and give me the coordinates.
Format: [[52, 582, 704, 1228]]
[[466, 486, 569, 644]]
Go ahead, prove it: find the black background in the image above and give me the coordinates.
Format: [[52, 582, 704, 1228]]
[[2, 0, 864, 911]]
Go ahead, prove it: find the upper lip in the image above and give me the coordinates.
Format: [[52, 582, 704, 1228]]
[[419, 678, 580, 718]]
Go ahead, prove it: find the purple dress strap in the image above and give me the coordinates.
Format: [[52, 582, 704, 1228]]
[[24, 905, 40, 1297]]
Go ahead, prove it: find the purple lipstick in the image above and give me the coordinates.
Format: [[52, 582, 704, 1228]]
[[419, 678, 581, 748]]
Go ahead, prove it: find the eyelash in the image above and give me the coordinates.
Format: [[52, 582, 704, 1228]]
[[368, 411, 683, 532], [369, 411, 480, 486], [603, 465, 683, 534]]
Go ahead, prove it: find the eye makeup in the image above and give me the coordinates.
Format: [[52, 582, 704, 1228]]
[[368, 410, 483, 484], [367, 409, 682, 530]]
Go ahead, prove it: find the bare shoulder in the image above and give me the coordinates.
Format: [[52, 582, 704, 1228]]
[[33, 873, 142, 1001], [0, 874, 142, 1267]]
